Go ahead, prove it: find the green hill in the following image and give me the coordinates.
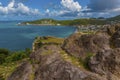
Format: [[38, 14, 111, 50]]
[[23, 18, 107, 26], [21, 14, 120, 26], [107, 15, 120, 21]]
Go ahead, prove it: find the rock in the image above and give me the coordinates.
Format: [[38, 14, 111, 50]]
[[88, 49, 120, 80], [62, 32, 110, 59], [111, 30, 120, 48], [30, 45, 104, 80], [8, 44, 105, 80], [7, 61, 33, 80]]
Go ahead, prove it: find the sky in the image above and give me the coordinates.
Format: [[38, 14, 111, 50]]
[[0, 0, 120, 20]]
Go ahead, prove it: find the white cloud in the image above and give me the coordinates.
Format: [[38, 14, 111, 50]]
[[0, 0, 40, 16], [0, 2, 2, 6], [61, 0, 81, 12]]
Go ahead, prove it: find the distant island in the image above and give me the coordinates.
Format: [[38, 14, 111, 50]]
[[20, 15, 120, 26]]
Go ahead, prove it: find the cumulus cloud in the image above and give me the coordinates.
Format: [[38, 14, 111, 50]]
[[0, 0, 40, 16], [87, 0, 120, 12], [45, 9, 50, 13], [61, 0, 81, 12], [53, 0, 82, 18], [45, 0, 120, 18]]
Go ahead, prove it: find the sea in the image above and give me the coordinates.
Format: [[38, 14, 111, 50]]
[[0, 21, 76, 51]]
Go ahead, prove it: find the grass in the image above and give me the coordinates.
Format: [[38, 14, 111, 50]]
[[60, 50, 94, 70], [33, 36, 64, 52], [60, 50, 82, 68], [42, 50, 53, 56], [0, 58, 30, 80], [36, 36, 64, 44], [0, 62, 19, 80]]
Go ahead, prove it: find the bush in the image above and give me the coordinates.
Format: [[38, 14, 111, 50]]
[[5, 51, 27, 63], [0, 49, 10, 64], [0, 48, 9, 55], [79, 53, 94, 70], [0, 48, 31, 64], [0, 54, 6, 64], [25, 48, 31, 56], [0, 74, 4, 80]]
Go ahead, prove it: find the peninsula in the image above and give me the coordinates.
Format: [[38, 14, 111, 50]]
[[21, 15, 120, 26]]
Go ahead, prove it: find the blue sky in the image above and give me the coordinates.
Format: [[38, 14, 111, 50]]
[[0, 0, 120, 20]]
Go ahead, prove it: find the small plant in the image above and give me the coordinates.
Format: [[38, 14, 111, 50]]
[[0, 74, 5, 80], [79, 53, 94, 70]]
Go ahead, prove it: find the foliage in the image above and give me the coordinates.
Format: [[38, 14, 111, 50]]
[[0, 48, 9, 56], [23, 18, 107, 26], [79, 53, 94, 70], [0, 48, 31, 64], [0, 62, 18, 80], [5, 51, 27, 63], [0, 48, 31, 79], [0, 54, 6, 64], [0, 74, 4, 80], [0, 49, 10, 64], [107, 15, 120, 21]]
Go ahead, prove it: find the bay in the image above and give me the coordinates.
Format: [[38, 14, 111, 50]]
[[0, 21, 76, 51]]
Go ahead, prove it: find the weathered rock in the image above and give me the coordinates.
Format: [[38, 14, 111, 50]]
[[62, 32, 110, 59], [7, 61, 33, 80], [89, 49, 120, 80], [30, 45, 104, 80], [8, 44, 105, 80], [111, 30, 120, 48]]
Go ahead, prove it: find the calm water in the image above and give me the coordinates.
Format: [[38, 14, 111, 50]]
[[0, 21, 76, 51]]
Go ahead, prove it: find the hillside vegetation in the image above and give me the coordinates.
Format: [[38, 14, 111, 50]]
[[0, 48, 31, 80], [23, 18, 107, 26], [22, 15, 120, 26], [107, 15, 120, 21]]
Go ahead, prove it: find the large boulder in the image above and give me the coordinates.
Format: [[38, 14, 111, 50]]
[[111, 30, 120, 48], [89, 49, 120, 80], [7, 61, 33, 80], [62, 32, 110, 59]]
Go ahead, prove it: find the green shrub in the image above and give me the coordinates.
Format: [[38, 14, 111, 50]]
[[25, 48, 31, 56], [0, 48, 9, 56], [0, 54, 6, 64], [0, 49, 10, 64], [79, 53, 94, 70], [5, 51, 27, 63], [0, 74, 4, 80], [0, 48, 31, 64]]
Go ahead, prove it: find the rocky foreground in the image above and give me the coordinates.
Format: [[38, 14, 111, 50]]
[[7, 24, 120, 80]]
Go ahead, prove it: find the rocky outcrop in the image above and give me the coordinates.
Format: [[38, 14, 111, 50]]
[[7, 61, 33, 80], [62, 32, 110, 59], [111, 30, 120, 48], [8, 44, 105, 80], [89, 49, 120, 80], [33, 51, 103, 80]]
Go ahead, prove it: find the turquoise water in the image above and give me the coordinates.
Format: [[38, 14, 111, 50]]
[[0, 21, 76, 51]]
